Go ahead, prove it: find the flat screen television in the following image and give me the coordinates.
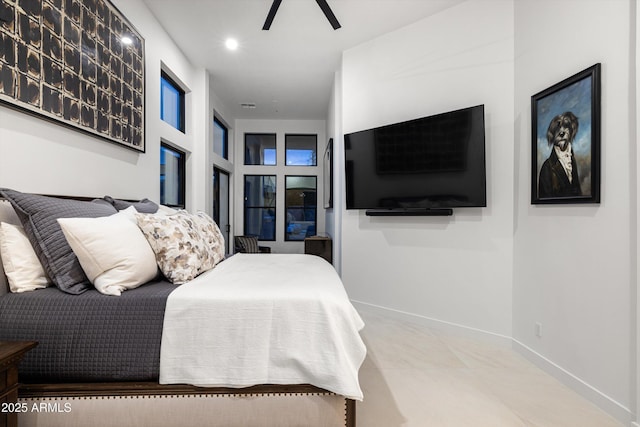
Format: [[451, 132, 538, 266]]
[[344, 105, 486, 215]]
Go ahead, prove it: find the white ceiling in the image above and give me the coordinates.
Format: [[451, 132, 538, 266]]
[[142, 0, 465, 120]]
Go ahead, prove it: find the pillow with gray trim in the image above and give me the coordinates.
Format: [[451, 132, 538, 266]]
[[101, 196, 159, 213], [0, 189, 117, 294]]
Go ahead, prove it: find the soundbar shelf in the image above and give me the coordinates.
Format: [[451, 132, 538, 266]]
[[365, 208, 453, 217]]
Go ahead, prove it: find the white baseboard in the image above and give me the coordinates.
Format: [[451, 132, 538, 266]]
[[352, 300, 512, 347], [352, 300, 633, 426], [512, 340, 632, 426]]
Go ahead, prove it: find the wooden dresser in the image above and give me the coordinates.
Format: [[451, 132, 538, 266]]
[[0, 342, 37, 427]]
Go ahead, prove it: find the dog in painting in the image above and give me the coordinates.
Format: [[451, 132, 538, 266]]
[[538, 111, 582, 198]]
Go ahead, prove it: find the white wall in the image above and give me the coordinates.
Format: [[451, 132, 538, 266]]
[[0, 0, 216, 212], [513, 0, 634, 422], [233, 119, 327, 254], [340, 0, 515, 337]]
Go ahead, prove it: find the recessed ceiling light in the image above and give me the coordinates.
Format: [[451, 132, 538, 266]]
[[225, 38, 239, 51], [121, 35, 133, 45]]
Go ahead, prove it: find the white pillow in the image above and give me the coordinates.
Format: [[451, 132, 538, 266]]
[[157, 204, 179, 215], [57, 207, 158, 296], [0, 222, 50, 293]]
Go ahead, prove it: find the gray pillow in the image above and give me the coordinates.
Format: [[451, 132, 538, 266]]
[[102, 196, 159, 213], [0, 200, 20, 296], [0, 189, 117, 294]]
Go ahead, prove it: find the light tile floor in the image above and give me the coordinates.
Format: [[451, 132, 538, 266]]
[[356, 309, 624, 427]]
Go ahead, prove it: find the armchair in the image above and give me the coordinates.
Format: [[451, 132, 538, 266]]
[[234, 235, 271, 254]]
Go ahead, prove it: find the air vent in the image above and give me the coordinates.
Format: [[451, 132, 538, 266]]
[[240, 103, 257, 109]]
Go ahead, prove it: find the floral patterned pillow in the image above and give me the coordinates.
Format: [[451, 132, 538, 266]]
[[192, 212, 226, 266], [135, 211, 224, 284]]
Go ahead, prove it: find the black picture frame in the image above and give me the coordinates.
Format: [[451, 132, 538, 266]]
[[0, 0, 145, 152], [323, 138, 333, 209], [531, 63, 600, 204]]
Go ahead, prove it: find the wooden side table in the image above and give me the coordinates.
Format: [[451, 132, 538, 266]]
[[0, 341, 37, 427], [304, 235, 332, 264]]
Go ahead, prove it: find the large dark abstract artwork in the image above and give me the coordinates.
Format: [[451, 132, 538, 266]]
[[0, 0, 145, 152]]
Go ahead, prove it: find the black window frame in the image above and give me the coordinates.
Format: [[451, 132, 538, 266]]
[[213, 116, 229, 160], [243, 174, 277, 241], [160, 70, 185, 133], [284, 175, 317, 241], [285, 134, 318, 166], [160, 142, 186, 209], [244, 133, 277, 166]]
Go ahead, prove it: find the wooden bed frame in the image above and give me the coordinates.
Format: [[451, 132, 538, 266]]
[[1, 194, 359, 427]]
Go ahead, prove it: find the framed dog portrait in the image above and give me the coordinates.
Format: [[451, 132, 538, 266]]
[[531, 63, 601, 204]]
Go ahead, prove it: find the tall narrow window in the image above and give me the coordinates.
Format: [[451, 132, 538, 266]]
[[213, 117, 228, 159], [245, 133, 276, 165], [244, 175, 276, 241], [213, 168, 230, 254], [285, 176, 317, 241], [285, 134, 317, 166], [160, 71, 185, 132], [160, 143, 185, 208]]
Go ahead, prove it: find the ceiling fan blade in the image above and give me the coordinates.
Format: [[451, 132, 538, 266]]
[[315, 0, 341, 30], [262, 0, 282, 30]]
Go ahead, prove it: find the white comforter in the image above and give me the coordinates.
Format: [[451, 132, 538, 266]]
[[159, 253, 366, 400]]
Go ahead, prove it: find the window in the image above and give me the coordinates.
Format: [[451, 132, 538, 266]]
[[213, 168, 230, 254], [160, 143, 185, 208], [285, 134, 317, 166], [245, 133, 276, 165], [160, 71, 185, 132], [285, 176, 317, 241], [213, 117, 228, 159], [244, 175, 276, 241]]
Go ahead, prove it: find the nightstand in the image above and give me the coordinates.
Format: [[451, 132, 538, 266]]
[[304, 235, 332, 264], [0, 341, 37, 427]]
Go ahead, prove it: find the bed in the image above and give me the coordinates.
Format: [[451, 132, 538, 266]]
[[0, 190, 365, 427]]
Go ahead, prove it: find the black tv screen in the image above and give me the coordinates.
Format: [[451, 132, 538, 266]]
[[344, 105, 486, 211]]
